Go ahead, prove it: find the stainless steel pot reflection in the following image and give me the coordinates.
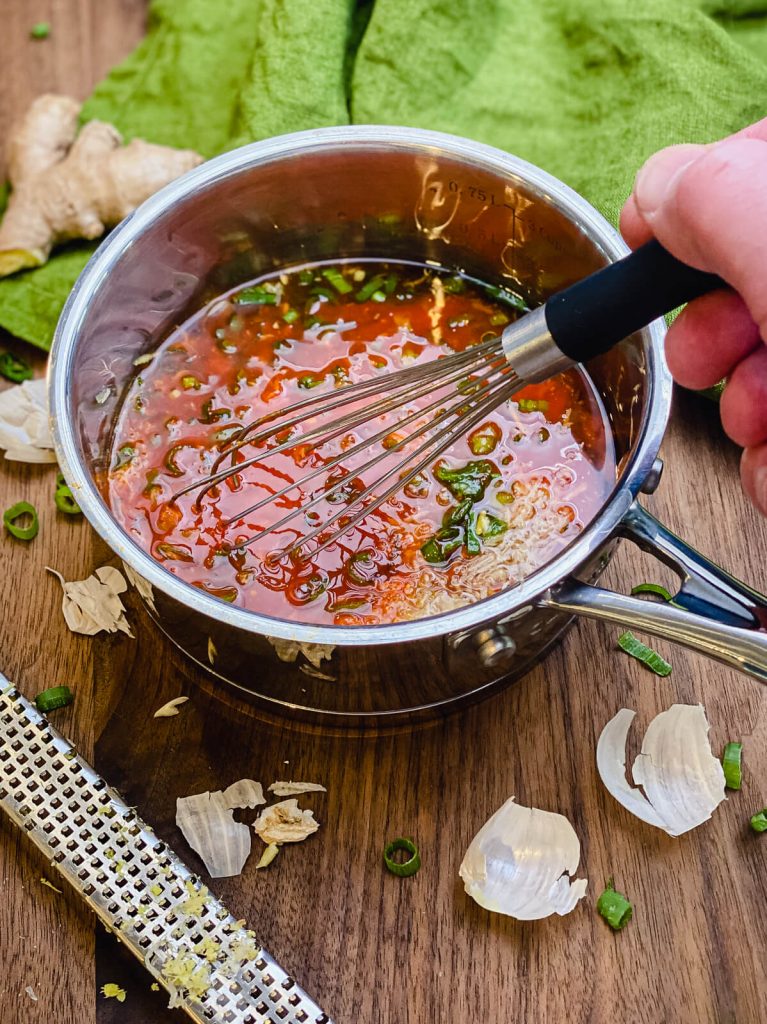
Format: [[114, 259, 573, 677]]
[[49, 126, 767, 721]]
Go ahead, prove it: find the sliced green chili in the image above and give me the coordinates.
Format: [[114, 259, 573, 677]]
[[383, 837, 421, 877], [370, 290, 386, 303], [30, 21, 50, 38], [181, 374, 201, 390], [282, 308, 300, 324], [517, 398, 549, 413], [722, 742, 743, 790], [355, 273, 387, 302], [3, 501, 39, 540], [35, 686, 73, 712], [0, 351, 33, 382], [298, 269, 314, 286], [235, 285, 277, 305], [630, 582, 674, 602], [597, 881, 633, 931], [751, 809, 767, 833], [489, 311, 509, 326], [321, 267, 353, 294], [310, 284, 336, 302], [298, 375, 323, 389], [617, 631, 672, 677]]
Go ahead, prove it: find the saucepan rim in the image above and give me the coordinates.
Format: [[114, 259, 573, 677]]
[[48, 124, 671, 646]]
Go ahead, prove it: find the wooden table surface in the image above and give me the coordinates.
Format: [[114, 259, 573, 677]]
[[3, 4, 767, 1023]]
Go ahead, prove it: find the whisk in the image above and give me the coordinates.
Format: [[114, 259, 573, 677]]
[[174, 240, 723, 558]]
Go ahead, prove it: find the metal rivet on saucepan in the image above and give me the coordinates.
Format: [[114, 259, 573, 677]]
[[473, 628, 517, 670], [640, 457, 664, 495]]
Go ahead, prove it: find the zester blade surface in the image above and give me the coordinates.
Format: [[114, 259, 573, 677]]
[[0, 679, 332, 1024]]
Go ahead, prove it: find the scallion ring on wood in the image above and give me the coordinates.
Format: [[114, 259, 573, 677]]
[[722, 741, 743, 790], [0, 351, 33, 382], [35, 686, 73, 712], [55, 484, 82, 515], [596, 881, 633, 931], [3, 501, 39, 540], [750, 809, 767, 833], [383, 837, 421, 877], [617, 631, 672, 676], [630, 582, 675, 602]]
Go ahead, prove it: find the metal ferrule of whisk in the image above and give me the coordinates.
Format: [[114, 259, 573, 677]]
[[500, 305, 575, 383]]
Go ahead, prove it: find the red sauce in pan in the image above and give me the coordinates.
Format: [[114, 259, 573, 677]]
[[107, 261, 615, 624]]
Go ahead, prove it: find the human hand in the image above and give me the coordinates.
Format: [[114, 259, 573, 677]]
[[620, 119, 767, 517]]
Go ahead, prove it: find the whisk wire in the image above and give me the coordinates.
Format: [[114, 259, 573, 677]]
[[173, 336, 505, 504], [220, 355, 513, 528], [234, 366, 521, 559]]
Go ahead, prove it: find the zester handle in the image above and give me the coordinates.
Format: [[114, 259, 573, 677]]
[[0, 679, 332, 1024]]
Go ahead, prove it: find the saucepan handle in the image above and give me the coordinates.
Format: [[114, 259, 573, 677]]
[[540, 502, 767, 683]]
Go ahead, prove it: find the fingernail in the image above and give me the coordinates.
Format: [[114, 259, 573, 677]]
[[634, 143, 706, 218], [755, 466, 767, 515]]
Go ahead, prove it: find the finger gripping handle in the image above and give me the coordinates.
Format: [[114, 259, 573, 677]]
[[544, 239, 725, 363]]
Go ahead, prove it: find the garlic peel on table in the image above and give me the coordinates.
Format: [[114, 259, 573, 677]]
[[597, 704, 726, 836], [459, 798, 587, 920]]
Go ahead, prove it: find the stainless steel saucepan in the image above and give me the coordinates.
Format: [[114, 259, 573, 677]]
[[48, 126, 767, 721]]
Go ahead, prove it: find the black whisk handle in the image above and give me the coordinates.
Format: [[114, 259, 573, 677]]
[[544, 239, 726, 363]]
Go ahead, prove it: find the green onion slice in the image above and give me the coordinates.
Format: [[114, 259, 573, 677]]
[[485, 283, 527, 311], [630, 582, 675, 602], [3, 501, 39, 540], [35, 686, 73, 712], [617, 631, 672, 676], [383, 837, 421, 877], [30, 21, 51, 38], [597, 881, 633, 930], [355, 273, 387, 302], [0, 351, 33, 382], [321, 267, 353, 294], [235, 285, 277, 305], [751, 809, 767, 833], [722, 741, 743, 790], [517, 398, 549, 413], [55, 486, 82, 515]]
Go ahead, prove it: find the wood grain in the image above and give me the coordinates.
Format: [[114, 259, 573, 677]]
[[2, 7, 767, 1024]]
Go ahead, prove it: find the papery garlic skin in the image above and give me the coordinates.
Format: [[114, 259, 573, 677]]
[[597, 704, 726, 837], [176, 791, 251, 878], [459, 798, 587, 920]]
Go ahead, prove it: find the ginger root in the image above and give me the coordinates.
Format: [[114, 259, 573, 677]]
[[0, 94, 203, 277]]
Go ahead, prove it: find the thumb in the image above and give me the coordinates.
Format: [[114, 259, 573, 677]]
[[634, 136, 767, 335]]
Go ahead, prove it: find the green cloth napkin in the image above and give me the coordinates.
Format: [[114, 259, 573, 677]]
[[2, 0, 767, 350]]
